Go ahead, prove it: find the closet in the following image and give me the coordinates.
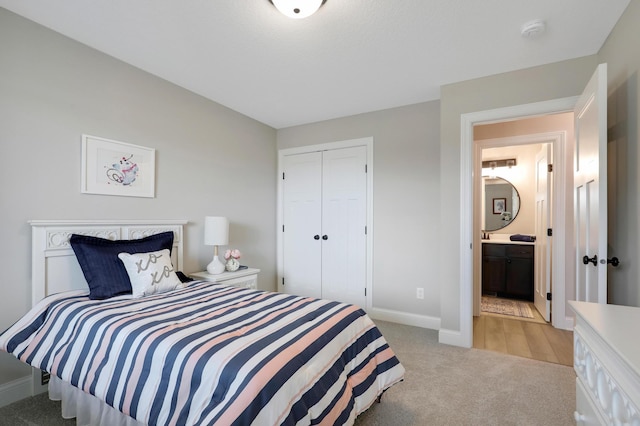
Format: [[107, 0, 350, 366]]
[[281, 145, 367, 308]]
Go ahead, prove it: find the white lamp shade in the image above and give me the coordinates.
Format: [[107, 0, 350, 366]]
[[271, 0, 323, 19], [204, 217, 229, 246]]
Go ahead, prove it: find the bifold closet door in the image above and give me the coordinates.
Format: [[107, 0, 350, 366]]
[[321, 147, 367, 307], [282, 146, 367, 308], [282, 152, 322, 298]]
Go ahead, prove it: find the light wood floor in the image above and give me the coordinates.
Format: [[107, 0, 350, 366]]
[[473, 311, 574, 366]]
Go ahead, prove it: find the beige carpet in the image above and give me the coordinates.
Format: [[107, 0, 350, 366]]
[[0, 321, 575, 426], [481, 296, 534, 319], [355, 321, 575, 425]]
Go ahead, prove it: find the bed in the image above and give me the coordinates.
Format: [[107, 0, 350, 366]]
[[0, 220, 404, 425]]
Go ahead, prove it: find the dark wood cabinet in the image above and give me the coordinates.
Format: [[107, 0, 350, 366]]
[[482, 243, 534, 301]]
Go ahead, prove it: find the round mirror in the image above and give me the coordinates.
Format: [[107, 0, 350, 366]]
[[483, 176, 520, 232]]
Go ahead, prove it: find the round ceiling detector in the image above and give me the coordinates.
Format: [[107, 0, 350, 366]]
[[269, 0, 326, 19], [521, 20, 546, 38]]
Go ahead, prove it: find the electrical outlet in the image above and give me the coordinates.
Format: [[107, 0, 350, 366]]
[[416, 288, 424, 299]]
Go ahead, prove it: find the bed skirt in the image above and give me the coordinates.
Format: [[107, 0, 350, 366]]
[[49, 376, 143, 426]]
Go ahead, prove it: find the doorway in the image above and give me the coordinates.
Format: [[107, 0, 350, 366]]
[[455, 64, 608, 350], [456, 96, 579, 349], [472, 113, 575, 330], [471, 119, 576, 365], [473, 119, 572, 320]]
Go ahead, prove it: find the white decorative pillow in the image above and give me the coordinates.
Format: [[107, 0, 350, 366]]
[[118, 249, 183, 298]]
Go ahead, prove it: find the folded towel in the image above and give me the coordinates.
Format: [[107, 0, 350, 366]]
[[510, 234, 536, 242]]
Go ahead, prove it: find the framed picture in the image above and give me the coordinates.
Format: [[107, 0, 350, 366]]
[[493, 198, 506, 214], [81, 134, 155, 198]]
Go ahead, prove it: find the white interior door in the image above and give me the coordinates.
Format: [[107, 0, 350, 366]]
[[534, 144, 552, 320], [282, 152, 322, 298], [574, 63, 608, 303], [321, 147, 367, 308], [281, 146, 368, 307]]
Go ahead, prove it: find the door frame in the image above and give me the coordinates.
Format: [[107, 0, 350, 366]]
[[277, 137, 374, 310], [457, 97, 578, 348], [473, 132, 564, 320]]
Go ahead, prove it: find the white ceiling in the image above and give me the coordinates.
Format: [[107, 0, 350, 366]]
[[0, 0, 630, 129]]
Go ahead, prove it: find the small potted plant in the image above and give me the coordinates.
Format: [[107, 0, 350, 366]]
[[224, 249, 241, 272]]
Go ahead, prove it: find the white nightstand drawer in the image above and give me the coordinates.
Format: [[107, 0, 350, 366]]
[[190, 268, 260, 290], [219, 274, 257, 290]]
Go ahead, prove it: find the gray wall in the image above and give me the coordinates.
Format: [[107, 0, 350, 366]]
[[0, 9, 277, 386], [439, 55, 599, 332], [277, 101, 441, 318], [599, 0, 640, 307]]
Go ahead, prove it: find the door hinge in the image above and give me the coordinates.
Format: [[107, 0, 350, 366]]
[[546, 292, 552, 301], [548, 164, 553, 173], [282, 225, 285, 232], [365, 288, 367, 296], [365, 226, 367, 235], [365, 164, 368, 173], [282, 172, 285, 180], [282, 277, 285, 286], [547, 228, 552, 237]]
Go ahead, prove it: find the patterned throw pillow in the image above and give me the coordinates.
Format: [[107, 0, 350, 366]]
[[69, 231, 174, 299], [118, 249, 183, 298]]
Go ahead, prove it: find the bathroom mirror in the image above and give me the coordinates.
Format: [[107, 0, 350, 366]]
[[483, 176, 520, 232]]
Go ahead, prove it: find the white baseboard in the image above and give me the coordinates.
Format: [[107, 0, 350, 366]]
[[555, 315, 574, 331], [0, 376, 31, 408], [367, 307, 441, 330], [438, 328, 472, 348]]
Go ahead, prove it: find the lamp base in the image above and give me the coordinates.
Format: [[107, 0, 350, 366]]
[[206, 256, 226, 274]]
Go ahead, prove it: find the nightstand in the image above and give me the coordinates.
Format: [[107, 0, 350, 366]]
[[190, 268, 260, 290]]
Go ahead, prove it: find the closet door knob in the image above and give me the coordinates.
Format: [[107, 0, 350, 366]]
[[322, 235, 328, 240], [314, 235, 320, 240], [582, 255, 598, 266]]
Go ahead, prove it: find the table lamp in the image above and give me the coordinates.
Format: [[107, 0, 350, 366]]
[[204, 216, 229, 274]]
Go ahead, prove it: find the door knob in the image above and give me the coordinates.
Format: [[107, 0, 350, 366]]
[[322, 235, 328, 240], [607, 257, 620, 267], [314, 235, 320, 240], [582, 255, 598, 266]]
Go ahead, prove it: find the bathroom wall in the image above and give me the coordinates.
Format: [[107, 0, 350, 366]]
[[481, 143, 543, 237]]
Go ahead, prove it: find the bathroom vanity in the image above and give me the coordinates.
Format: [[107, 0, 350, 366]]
[[481, 240, 534, 301]]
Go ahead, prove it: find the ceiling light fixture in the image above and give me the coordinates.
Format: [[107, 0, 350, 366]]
[[269, 0, 326, 19]]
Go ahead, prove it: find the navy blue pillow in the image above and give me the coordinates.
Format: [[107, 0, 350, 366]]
[[69, 231, 174, 300]]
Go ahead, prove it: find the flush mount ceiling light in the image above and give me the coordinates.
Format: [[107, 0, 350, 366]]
[[269, 0, 326, 19]]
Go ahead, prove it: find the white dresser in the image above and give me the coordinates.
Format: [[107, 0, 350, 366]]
[[190, 268, 260, 290], [570, 301, 640, 425]]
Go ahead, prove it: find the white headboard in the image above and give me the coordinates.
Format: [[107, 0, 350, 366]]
[[29, 220, 188, 306]]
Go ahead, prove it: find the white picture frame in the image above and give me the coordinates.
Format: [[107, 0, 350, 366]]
[[81, 134, 155, 198]]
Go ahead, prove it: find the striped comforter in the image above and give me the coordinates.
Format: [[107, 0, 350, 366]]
[[0, 282, 404, 425]]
